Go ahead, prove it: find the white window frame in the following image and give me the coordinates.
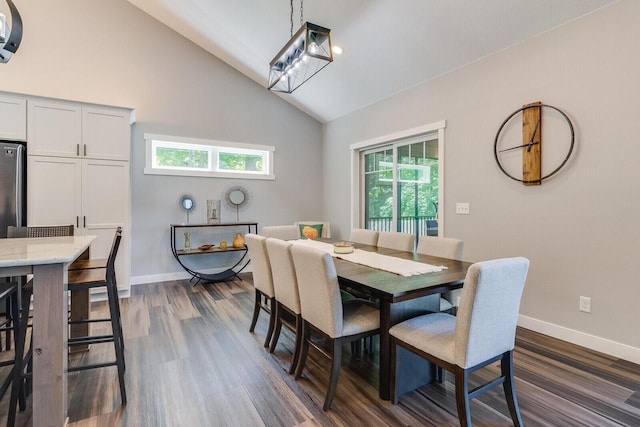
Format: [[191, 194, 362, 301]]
[[349, 120, 446, 234], [144, 133, 275, 180]]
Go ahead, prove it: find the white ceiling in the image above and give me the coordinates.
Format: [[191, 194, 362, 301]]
[[127, 0, 616, 123]]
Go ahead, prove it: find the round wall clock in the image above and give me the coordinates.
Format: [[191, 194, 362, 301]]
[[494, 102, 575, 185]]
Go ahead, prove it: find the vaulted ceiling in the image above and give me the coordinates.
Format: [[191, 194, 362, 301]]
[[127, 0, 616, 123]]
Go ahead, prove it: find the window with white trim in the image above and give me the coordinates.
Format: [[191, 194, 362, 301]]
[[144, 133, 275, 180]]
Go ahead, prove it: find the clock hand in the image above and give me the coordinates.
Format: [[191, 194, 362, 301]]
[[529, 118, 540, 144], [498, 140, 540, 153]]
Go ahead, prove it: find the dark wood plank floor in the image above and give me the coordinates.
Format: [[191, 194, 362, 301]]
[[2, 273, 640, 426]]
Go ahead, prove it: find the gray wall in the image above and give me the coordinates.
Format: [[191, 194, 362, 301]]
[[324, 0, 640, 354], [0, 0, 323, 279]]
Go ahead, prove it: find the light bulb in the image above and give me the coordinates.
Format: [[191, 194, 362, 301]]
[[309, 42, 318, 54]]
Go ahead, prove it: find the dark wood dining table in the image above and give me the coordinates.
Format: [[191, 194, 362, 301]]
[[331, 242, 472, 401]]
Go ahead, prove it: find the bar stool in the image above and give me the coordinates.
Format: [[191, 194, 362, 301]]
[[67, 227, 126, 405]]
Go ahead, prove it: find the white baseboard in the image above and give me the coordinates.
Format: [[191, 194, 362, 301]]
[[130, 265, 253, 286], [518, 314, 640, 365]]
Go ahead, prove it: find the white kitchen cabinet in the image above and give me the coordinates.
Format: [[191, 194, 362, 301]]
[[0, 93, 27, 141], [28, 99, 131, 161], [28, 156, 131, 291]]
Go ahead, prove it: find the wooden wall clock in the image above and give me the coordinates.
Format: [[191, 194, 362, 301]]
[[494, 102, 575, 185]]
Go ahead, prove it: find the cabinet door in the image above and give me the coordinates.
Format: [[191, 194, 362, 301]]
[[81, 159, 130, 290], [0, 94, 26, 141], [27, 156, 82, 227], [28, 100, 82, 157], [82, 106, 131, 161]]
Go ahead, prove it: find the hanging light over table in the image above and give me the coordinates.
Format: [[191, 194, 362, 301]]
[[0, 0, 23, 63], [268, 1, 333, 93]]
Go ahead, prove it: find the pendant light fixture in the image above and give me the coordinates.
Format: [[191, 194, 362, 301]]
[[0, 0, 23, 63], [268, 0, 333, 93]]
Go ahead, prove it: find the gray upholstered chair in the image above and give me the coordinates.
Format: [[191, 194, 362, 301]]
[[265, 238, 303, 374], [294, 221, 331, 238], [290, 244, 380, 410], [349, 228, 379, 246], [389, 257, 530, 426], [261, 225, 299, 241], [377, 231, 414, 252], [245, 234, 276, 347], [416, 235, 464, 312]]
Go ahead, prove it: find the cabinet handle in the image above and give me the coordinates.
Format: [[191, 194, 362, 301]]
[[76, 216, 79, 228], [83, 216, 86, 228], [84, 144, 87, 156], [76, 144, 80, 156]]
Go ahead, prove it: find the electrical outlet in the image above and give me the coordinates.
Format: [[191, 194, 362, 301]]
[[456, 203, 470, 215], [579, 296, 591, 313]]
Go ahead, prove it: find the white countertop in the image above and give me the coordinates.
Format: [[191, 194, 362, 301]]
[[0, 235, 96, 268]]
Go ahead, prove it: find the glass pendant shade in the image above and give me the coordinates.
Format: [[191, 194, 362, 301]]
[[268, 22, 333, 93]]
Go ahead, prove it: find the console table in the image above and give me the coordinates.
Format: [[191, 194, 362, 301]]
[[170, 222, 257, 285]]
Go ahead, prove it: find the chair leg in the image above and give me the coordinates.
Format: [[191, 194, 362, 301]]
[[263, 297, 276, 348], [454, 366, 472, 427], [289, 314, 303, 375], [268, 302, 282, 353], [249, 289, 261, 333], [502, 351, 523, 427], [434, 366, 445, 383], [8, 286, 31, 425], [106, 281, 127, 405], [390, 337, 398, 404], [294, 321, 310, 380], [323, 338, 342, 411]]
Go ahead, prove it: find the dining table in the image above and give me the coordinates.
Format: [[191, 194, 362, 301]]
[[321, 240, 472, 401], [0, 235, 95, 427]]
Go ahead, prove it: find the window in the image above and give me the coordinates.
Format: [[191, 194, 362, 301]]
[[363, 136, 439, 236], [349, 121, 446, 238], [144, 133, 275, 180]]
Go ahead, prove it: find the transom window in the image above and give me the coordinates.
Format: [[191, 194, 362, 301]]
[[144, 133, 275, 180]]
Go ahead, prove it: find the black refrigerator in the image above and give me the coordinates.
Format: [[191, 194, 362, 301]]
[[0, 141, 26, 238]]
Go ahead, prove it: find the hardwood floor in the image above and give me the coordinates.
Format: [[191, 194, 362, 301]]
[[2, 273, 640, 426]]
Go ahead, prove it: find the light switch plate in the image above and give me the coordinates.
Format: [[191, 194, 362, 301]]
[[456, 203, 470, 215]]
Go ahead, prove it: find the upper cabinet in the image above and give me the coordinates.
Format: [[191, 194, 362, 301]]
[[0, 94, 27, 141], [28, 99, 131, 160]]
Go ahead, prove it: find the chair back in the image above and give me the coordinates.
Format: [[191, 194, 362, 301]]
[[7, 224, 74, 238], [294, 221, 331, 238], [349, 228, 379, 246], [262, 225, 299, 241], [290, 244, 343, 338], [245, 234, 275, 298], [377, 231, 414, 252], [266, 238, 301, 314], [454, 257, 529, 368], [106, 227, 123, 283], [416, 236, 464, 260]]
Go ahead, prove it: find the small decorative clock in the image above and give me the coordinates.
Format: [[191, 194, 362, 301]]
[[494, 102, 575, 185]]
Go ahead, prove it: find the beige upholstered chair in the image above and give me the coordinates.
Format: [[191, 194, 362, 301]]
[[294, 221, 331, 238], [290, 244, 380, 410], [389, 257, 530, 426], [377, 231, 414, 252], [265, 238, 303, 374], [245, 234, 276, 347], [416, 236, 464, 312], [261, 225, 299, 241], [349, 228, 379, 246]]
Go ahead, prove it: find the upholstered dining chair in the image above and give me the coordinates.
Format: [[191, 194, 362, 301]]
[[245, 234, 276, 347], [261, 225, 299, 241], [349, 228, 379, 246], [416, 235, 465, 312], [290, 244, 380, 410], [377, 231, 414, 252], [265, 238, 303, 373], [389, 257, 530, 426]]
